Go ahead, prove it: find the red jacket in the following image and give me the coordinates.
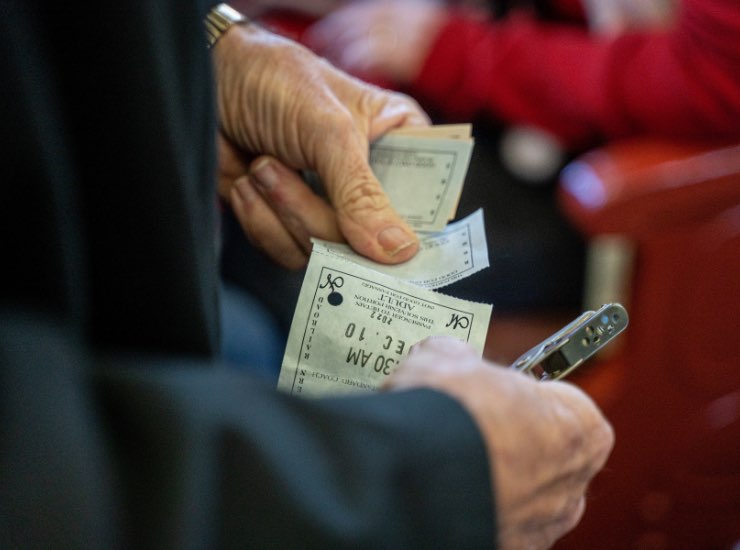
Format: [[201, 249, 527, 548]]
[[409, 0, 740, 149]]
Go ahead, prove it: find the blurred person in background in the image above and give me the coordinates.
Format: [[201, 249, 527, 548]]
[[222, 0, 738, 365], [277, 0, 740, 360], [305, 0, 740, 151]]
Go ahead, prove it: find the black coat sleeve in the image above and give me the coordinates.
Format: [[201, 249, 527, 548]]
[[0, 2, 496, 547], [1, 313, 495, 548]]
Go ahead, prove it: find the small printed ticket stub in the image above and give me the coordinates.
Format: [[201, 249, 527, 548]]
[[371, 125, 474, 232], [388, 123, 472, 140], [315, 208, 489, 289], [277, 245, 492, 398]]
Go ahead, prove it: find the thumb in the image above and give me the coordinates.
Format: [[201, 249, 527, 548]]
[[320, 130, 419, 264]]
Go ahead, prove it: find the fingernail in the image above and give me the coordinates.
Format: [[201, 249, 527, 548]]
[[250, 158, 278, 190], [378, 226, 417, 256]]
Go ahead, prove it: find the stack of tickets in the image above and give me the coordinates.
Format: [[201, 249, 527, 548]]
[[371, 123, 473, 232], [277, 125, 494, 397]]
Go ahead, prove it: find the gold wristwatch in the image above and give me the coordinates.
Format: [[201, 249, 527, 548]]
[[205, 4, 248, 48]]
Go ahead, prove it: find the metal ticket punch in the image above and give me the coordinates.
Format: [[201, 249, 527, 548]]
[[511, 303, 629, 381]]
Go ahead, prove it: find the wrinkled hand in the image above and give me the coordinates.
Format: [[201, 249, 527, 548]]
[[305, 0, 449, 85], [385, 336, 614, 550], [218, 135, 344, 269], [213, 23, 430, 268]]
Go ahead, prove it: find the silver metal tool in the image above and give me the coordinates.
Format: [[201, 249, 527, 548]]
[[511, 303, 629, 381]]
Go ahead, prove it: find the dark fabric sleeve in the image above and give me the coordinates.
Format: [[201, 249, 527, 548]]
[[0, 2, 496, 547], [0, 313, 117, 548], [0, 2, 221, 355], [0, 313, 495, 548], [103, 360, 495, 548]]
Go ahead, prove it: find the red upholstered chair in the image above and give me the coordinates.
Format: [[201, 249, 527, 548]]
[[554, 139, 740, 549]]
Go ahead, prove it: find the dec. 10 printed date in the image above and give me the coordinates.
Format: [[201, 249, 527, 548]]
[[344, 322, 407, 375]]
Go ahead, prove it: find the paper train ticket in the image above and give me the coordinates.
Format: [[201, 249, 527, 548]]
[[370, 131, 474, 232], [315, 209, 489, 289], [277, 247, 492, 398]]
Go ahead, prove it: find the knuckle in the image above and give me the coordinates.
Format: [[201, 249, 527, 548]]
[[560, 496, 586, 535], [336, 177, 390, 215], [593, 418, 616, 464], [308, 106, 359, 155], [327, 113, 359, 145], [390, 90, 423, 111]]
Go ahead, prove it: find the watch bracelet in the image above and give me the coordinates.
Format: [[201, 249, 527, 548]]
[[205, 3, 247, 48]]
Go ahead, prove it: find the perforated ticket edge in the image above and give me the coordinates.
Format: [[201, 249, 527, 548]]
[[314, 208, 489, 289]]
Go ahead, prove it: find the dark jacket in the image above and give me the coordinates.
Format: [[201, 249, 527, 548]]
[[0, 3, 495, 547]]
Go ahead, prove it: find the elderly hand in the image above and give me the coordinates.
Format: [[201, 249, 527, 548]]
[[305, 0, 449, 85], [213, 23, 430, 268], [386, 336, 615, 550]]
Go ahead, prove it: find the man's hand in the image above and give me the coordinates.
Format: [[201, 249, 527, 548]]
[[213, 23, 430, 267], [219, 134, 343, 269], [386, 336, 615, 550]]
